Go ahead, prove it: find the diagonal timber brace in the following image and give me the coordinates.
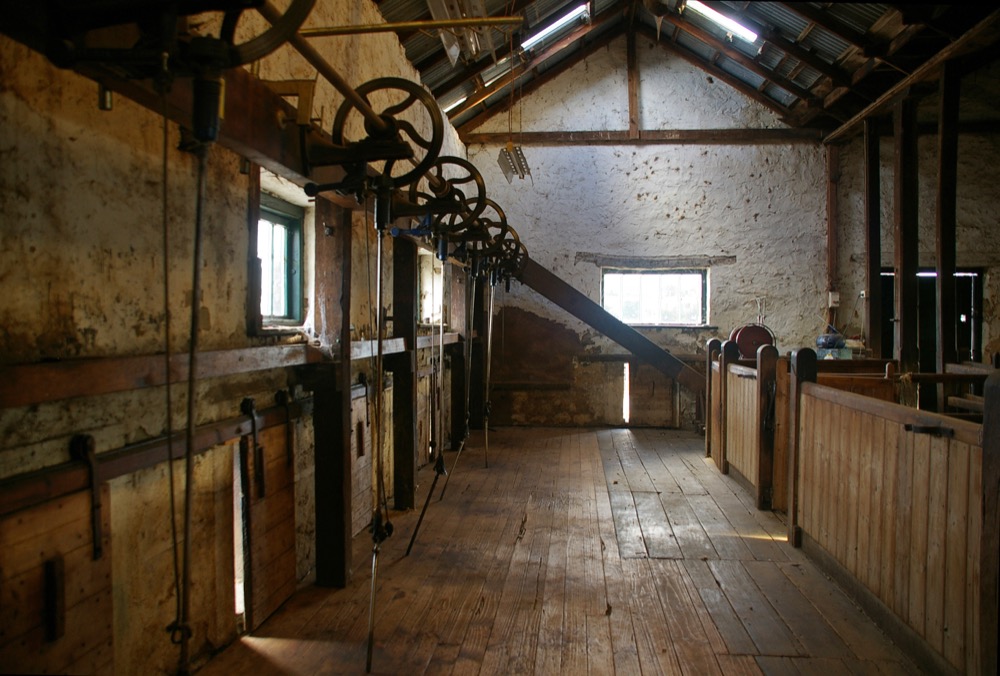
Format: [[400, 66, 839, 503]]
[[515, 257, 705, 396]]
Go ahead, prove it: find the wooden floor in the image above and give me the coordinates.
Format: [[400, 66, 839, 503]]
[[199, 427, 920, 675]]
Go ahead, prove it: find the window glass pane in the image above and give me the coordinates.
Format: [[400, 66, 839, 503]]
[[270, 223, 288, 317], [602, 270, 706, 325], [258, 219, 275, 317]]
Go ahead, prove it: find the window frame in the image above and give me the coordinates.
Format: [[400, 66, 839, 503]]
[[601, 267, 709, 327], [254, 191, 304, 330]]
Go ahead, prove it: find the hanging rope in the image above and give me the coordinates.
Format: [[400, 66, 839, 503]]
[[160, 97, 184, 654]]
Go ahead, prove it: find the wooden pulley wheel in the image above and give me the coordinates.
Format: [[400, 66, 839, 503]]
[[410, 156, 487, 229]]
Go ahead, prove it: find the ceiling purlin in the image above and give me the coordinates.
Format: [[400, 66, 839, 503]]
[[446, 2, 624, 121], [636, 24, 793, 123], [457, 21, 627, 135], [431, 36, 519, 98]]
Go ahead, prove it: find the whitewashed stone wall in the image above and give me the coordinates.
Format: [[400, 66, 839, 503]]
[[469, 33, 829, 357]]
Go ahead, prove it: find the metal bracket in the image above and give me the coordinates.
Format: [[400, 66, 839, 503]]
[[904, 423, 954, 438], [262, 78, 317, 127], [69, 434, 103, 560], [240, 398, 266, 498], [276, 389, 294, 467]]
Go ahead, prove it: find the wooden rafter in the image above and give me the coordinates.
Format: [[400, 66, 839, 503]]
[[636, 24, 792, 121], [457, 22, 624, 135], [447, 3, 622, 121]]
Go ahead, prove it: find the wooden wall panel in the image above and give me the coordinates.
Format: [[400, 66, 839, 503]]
[[724, 369, 758, 490], [796, 386, 984, 673], [0, 488, 113, 674], [244, 425, 296, 631]]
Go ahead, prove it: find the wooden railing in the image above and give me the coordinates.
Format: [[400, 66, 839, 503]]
[[787, 348, 999, 675], [705, 339, 895, 512]]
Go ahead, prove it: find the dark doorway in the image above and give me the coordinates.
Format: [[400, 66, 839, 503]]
[[880, 269, 983, 406]]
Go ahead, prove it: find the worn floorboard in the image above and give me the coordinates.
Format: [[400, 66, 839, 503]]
[[198, 427, 920, 676]]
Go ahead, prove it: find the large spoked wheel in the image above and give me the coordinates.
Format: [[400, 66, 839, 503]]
[[48, 0, 315, 70], [227, 0, 316, 65], [412, 157, 488, 231], [462, 199, 510, 255], [331, 77, 444, 189]]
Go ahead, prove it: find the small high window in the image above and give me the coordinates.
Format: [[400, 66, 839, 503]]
[[418, 249, 444, 325], [258, 193, 303, 325], [602, 269, 708, 326]]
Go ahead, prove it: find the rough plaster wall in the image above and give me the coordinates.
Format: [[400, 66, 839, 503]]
[[467, 40, 828, 366], [477, 38, 628, 134], [469, 141, 828, 351], [637, 38, 784, 130], [835, 133, 1000, 355]]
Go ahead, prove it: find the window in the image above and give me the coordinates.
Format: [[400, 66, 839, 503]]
[[602, 269, 708, 326], [258, 192, 303, 325], [418, 249, 444, 325]]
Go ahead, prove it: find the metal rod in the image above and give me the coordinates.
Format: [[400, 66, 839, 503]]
[[300, 16, 524, 38], [405, 452, 445, 556], [259, 1, 389, 134], [365, 542, 380, 673], [484, 280, 495, 469]]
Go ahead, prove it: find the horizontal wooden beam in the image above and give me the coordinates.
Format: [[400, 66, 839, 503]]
[[0, 23, 356, 208], [0, 398, 313, 518], [0, 345, 325, 409], [461, 128, 822, 146]]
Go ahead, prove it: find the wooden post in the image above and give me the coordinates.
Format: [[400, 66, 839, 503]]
[[448, 341, 466, 449], [936, 61, 960, 408], [717, 340, 740, 474], [893, 97, 920, 381], [980, 372, 1000, 675], [390, 238, 418, 510], [788, 348, 817, 547], [827, 144, 841, 330], [756, 345, 779, 510], [864, 118, 883, 358], [705, 338, 722, 458], [299, 199, 353, 587], [627, 29, 639, 140]]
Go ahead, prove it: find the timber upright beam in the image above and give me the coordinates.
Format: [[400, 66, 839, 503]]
[[936, 61, 960, 409], [705, 338, 722, 458], [298, 199, 353, 587], [864, 118, 882, 358], [389, 238, 418, 510], [756, 345, 779, 510], [717, 340, 740, 474], [980, 372, 1000, 676], [787, 348, 817, 547], [893, 97, 920, 379]]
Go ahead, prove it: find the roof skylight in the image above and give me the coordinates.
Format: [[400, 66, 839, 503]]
[[685, 0, 758, 43], [521, 3, 590, 51]]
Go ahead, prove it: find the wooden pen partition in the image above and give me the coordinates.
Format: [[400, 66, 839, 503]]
[[788, 348, 999, 675]]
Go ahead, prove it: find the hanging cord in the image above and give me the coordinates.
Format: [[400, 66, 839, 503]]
[[160, 98, 183, 649], [167, 142, 208, 676]]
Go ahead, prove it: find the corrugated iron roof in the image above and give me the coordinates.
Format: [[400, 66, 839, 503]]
[[370, 1, 1000, 138]]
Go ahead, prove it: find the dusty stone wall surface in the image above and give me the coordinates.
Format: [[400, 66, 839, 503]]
[[467, 33, 828, 426], [836, 132, 1000, 357]]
